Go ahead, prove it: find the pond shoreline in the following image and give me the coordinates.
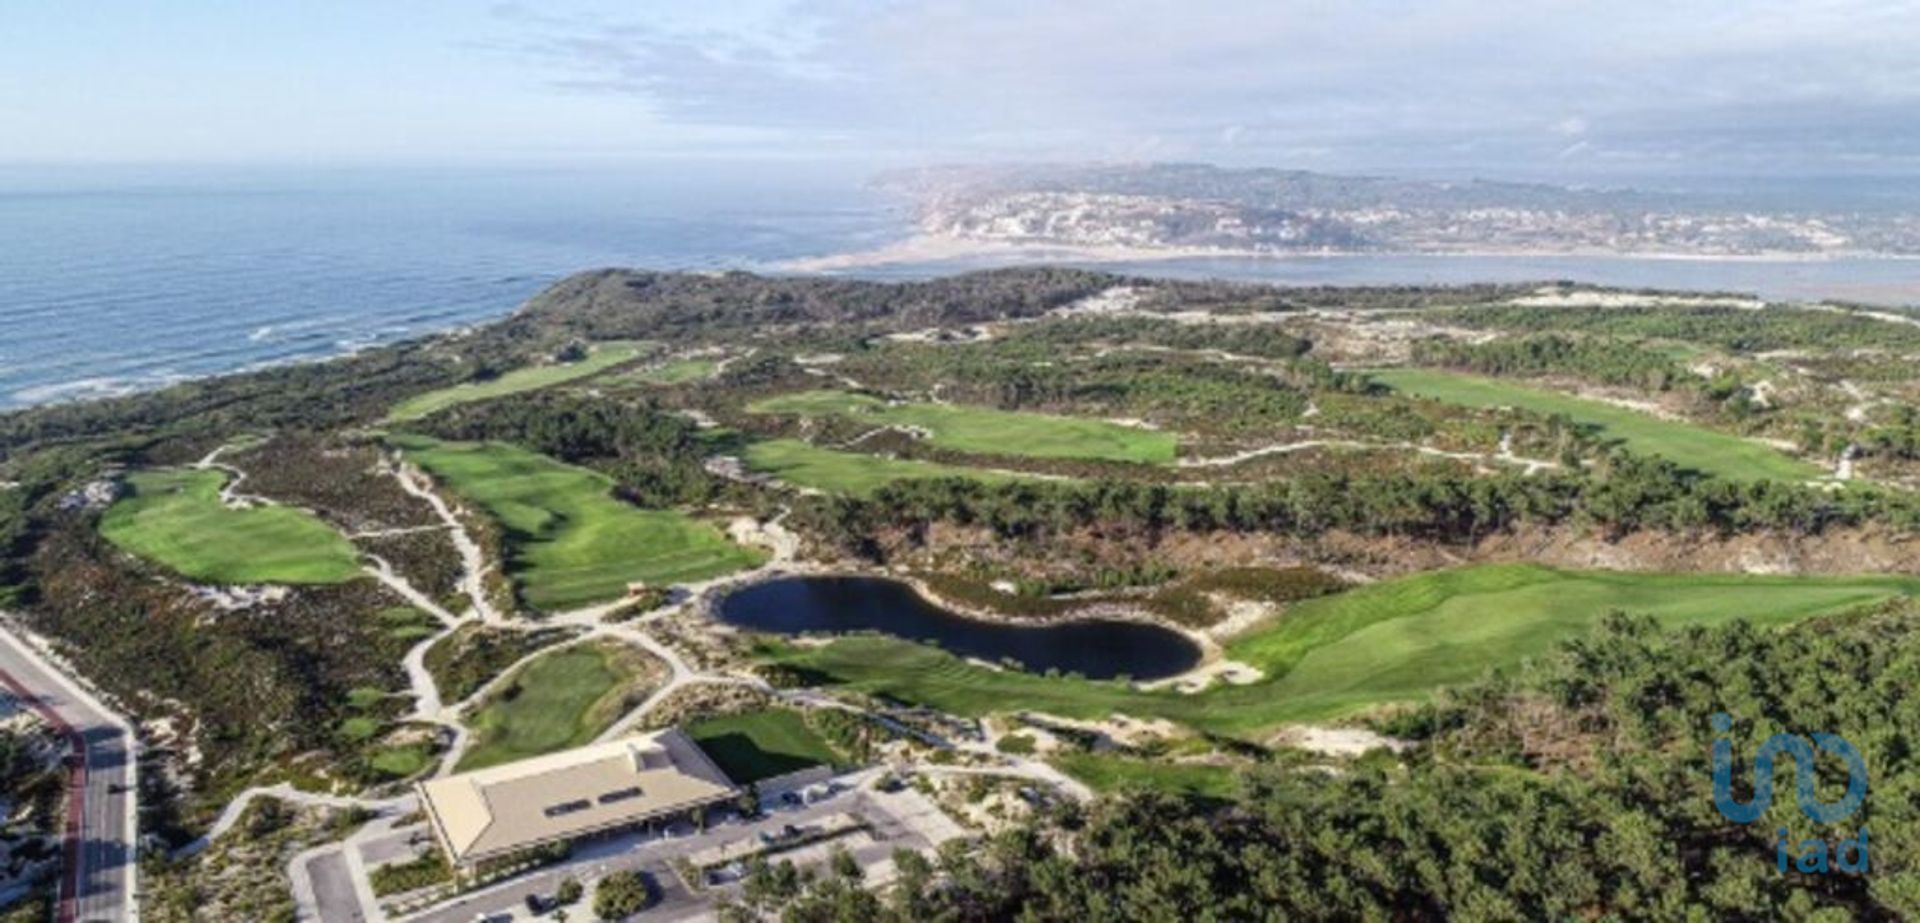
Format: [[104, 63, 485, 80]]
[[694, 562, 1221, 653], [701, 569, 1209, 682]]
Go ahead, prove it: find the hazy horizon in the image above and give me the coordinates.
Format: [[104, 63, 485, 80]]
[[7, 2, 1920, 179]]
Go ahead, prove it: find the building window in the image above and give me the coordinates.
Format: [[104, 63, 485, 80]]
[[543, 799, 592, 817], [598, 787, 644, 804]]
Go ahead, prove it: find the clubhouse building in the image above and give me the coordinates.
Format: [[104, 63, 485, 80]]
[[418, 728, 739, 870]]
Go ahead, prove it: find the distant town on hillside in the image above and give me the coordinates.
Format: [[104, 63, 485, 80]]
[[874, 162, 1920, 258]]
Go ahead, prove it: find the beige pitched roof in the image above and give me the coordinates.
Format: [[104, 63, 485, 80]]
[[419, 728, 737, 864]]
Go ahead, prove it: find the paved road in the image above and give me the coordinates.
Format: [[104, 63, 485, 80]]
[[0, 626, 138, 923]]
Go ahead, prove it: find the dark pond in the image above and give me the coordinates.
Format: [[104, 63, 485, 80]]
[[714, 575, 1202, 681]]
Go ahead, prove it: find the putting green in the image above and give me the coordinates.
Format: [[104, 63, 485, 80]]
[[385, 341, 650, 423], [1370, 368, 1821, 481], [391, 435, 763, 611], [685, 707, 840, 784], [767, 564, 1920, 736], [457, 641, 664, 771], [99, 469, 361, 584], [749, 390, 1176, 464], [741, 439, 1040, 496]]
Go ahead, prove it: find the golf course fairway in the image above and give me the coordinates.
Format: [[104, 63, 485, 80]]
[[749, 390, 1177, 464], [99, 468, 362, 584], [1370, 368, 1822, 481], [765, 563, 1920, 736], [391, 435, 764, 611]]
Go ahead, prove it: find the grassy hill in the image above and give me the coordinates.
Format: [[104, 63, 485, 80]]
[[99, 468, 361, 584], [391, 435, 763, 611]]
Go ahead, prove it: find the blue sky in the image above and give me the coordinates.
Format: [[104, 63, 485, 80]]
[[5, 1, 1919, 175]]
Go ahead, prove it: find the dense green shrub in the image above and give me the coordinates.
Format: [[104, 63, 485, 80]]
[[368, 852, 451, 898], [592, 869, 654, 920]]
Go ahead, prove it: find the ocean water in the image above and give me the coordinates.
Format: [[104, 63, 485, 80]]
[[0, 163, 899, 408], [2, 165, 1917, 410]]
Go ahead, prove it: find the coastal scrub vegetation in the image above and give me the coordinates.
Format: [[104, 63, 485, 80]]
[[1435, 302, 1920, 354], [792, 457, 1919, 566], [10, 265, 1920, 888], [1408, 332, 1702, 391], [826, 338, 1337, 439], [757, 604, 1920, 919], [748, 390, 1179, 464], [1370, 368, 1820, 481], [29, 519, 417, 833], [422, 624, 584, 703], [609, 355, 721, 386], [397, 391, 733, 508]]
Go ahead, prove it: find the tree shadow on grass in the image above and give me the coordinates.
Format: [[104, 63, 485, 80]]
[[692, 731, 823, 785]]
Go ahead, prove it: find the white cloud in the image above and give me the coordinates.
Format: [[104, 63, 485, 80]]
[[488, 0, 1920, 173]]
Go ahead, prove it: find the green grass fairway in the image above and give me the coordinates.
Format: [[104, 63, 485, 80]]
[[1227, 563, 1920, 721], [457, 641, 663, 771], [391, 436, 763, 611], [1371, 368, 1820, 481], [749, 390, 1177, 464], [741, 439, 1040, 496], [99, 469, 361, 584], [686, 708, 840, 784], [766, 564, 1920, 737], [385, 341, 649, 423]]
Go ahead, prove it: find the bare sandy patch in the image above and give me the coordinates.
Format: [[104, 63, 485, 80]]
[[1139, 658, 1263, 693], [1509, 287, 1767, 310], [1023, 713, 1185, 749], [1270, 725, 1410, 757]]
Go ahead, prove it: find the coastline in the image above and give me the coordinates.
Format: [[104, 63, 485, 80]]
[[782, 232, 1920, 274], [13, 249, 1920, 413]]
